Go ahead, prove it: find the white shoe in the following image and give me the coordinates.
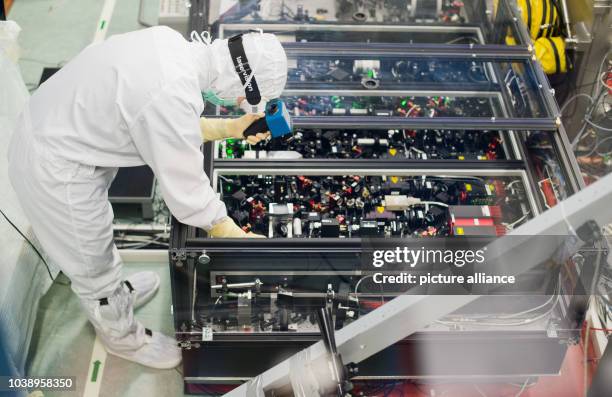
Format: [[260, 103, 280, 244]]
[[105, 328, 182, 370], [80, 283, 181, 369], [124, 271, 160, 309]]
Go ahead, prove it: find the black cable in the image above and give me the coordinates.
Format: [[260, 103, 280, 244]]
[[550, 0, 567, 37], [0, 208, 54, 281]]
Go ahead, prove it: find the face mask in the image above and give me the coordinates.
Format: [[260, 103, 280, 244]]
[[202, 91, 238, 107], [197, 31, 264, 109], [239, 97, 268, 114]]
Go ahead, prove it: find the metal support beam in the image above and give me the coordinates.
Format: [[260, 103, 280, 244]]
[[211, 159, 527, 171], [291, 116, 559, 131], [205, 114, 559, 131], [188, 0, 208, 35], [281, 42, 533, 60]]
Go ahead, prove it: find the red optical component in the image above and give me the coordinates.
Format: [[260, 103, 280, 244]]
[[359, 300, 384, 309], [540, 179, 558, 207], [298, 176, 312, 187], [453, 217, 495, 227], [452, 225, 506, 236]]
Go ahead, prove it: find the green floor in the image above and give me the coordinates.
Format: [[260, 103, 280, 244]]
[[10, 0, 160, 92], [6, 1, 194, 396], [25, 264, 186, 397]]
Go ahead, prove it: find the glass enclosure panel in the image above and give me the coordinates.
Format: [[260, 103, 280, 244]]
[[286, 57, 494, 88], [212, 93, 503, 118], [212, 172, 534, 238], [522, 130, 572, 205], [497, 59, 550, 118], [216, 128, 510, 161], [204, 54, 551, 118], [210, 0, 525, 46], [283, 55, 549, 118], [211, 128, 577, 213], [213, 0, 471, 24]]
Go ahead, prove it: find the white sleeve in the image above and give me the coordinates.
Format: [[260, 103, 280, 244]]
[[129, 78, 227, 230]]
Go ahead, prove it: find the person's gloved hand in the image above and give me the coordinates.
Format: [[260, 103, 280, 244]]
[[200, 114, 271, 145], [208, 217, 265, 238], [226, 113, 271, 145]]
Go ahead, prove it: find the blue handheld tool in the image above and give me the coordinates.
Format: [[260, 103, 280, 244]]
[[243, 99, 292, 139]]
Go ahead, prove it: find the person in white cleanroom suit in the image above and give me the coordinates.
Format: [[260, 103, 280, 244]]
[[7, 27, 287, 369]]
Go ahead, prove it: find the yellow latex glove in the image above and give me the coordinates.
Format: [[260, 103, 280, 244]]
[[208, 217, 265, 238], [200, 113, 271, 145]]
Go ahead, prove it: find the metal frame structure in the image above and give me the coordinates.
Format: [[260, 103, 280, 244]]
[[200, 40, 584, 196], [221, 170, 612, 396], [203, 0, 529, 48], [170, 0, 593, 392]]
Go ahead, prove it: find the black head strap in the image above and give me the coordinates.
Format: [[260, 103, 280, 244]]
[[124, 280, 134, 293], [228, 33, 262, 105]]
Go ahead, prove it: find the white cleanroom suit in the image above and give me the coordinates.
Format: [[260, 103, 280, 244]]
[[8, 27, 287, 368]]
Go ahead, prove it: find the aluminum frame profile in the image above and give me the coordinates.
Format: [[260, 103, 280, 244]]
[[170, 1, 589, 389], [281, 41, 533, 59], [502, 0, 586, 194], [207, 0, 530, 49], [218, 23, 488, 44]]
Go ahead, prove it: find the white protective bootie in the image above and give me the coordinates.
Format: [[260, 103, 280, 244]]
[[124, 271, 161, 309], [80, 282, 181, 369]]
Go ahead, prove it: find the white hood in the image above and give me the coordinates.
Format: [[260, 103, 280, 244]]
[[192, 31, 288, 101]]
